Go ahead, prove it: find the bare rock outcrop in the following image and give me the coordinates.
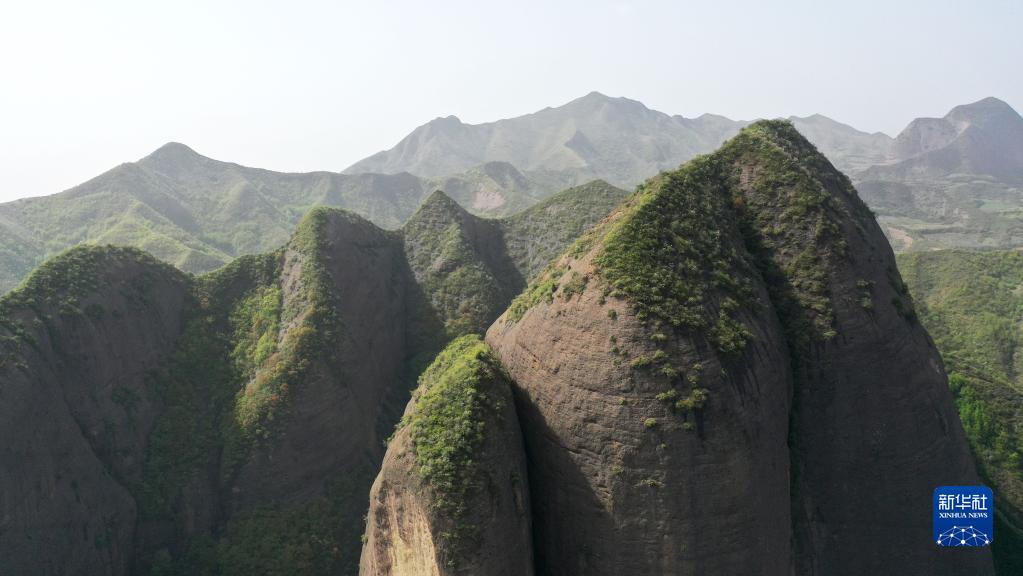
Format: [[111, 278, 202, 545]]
[[361, 336, 533, 576], [729, 122, 992, 575], [0, 247, 189, 576], [486, 120, 994, 575], [487, 150, 794, 574]]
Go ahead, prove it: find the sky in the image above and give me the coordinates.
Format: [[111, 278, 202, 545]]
[[0, 0, 1020, 202]]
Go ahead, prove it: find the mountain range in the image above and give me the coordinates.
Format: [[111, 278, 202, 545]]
[[0, 122, 999, 575], [0, 178, 623, 576], [0, 146, 559, 294], [348, 92, 1023, 252], [1, 92, 1020, 295], [344, 91, 900, 182]]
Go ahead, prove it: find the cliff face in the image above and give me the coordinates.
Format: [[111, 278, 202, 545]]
[[723, 122, 989, 575], [360, 336, 533, 576], [486, 146, 794, 575], [0, 247, 190, 576], [0, 208, 458, 575], [0, 181, 613, 575], [213, 210, 418, 574], [485, 121, 992, 575]]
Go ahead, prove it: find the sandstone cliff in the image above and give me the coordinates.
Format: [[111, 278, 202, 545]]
[[361, 336, 533, 576], [0, 247, 190, 575], [728, 122, 990, 575], [485, 120, 993, 575], [0, 182, 614, 574], [486, 139, 794, 575]]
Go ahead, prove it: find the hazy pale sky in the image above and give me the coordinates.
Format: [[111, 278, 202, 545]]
[[1, 0, 1020, 202]]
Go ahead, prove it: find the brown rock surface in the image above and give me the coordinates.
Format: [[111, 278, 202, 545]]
[[486, 120, 993, 575], [730, 122, 993, 575], [486, 171, 794, 573], [0, 247, 189, 576], [361, 336, 533, 576]]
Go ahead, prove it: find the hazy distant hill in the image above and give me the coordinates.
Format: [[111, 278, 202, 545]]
[[344, 92, 741, 186], [0, 145, 567, 293], [877, 97, 1023, 182], [0, 93, 896, 294], [856, 97, 1023, 251], [345, 91, 897, 186], [787, 114, 892, 173]]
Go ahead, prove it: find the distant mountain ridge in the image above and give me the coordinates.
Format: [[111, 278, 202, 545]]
[[344, 91, 894, 185], [0, 93, 895, 294], [867, 97, 1023, 182], [2, 92, 1021, 295], [0, 144, 572, 293], [348, 93, 1023, 253], [856, 96, 1023, 251]]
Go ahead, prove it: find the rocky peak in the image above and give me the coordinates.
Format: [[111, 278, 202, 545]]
[[946, 96, 1021, 128], [412, 115, 468, 142], [405, 189, 469, 225], [401, 189, 523, 338], [360, 335, 533, 576], [137, 141, 210, 176], [879, 96, 1023, 182], [0, 245, 192, 576], [483, 120, 991, 575]]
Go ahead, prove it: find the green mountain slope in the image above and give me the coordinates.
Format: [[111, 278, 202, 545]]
[[0, 146, 566, 294], [402, 191, 524, 339], [898, 250, 1023, 573], [401, 180, 628, 337], [4, 94, 1021, 296], [500, 179, 629, 279]]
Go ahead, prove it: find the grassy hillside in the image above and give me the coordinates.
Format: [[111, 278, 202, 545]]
[[898, 250, 1023, 572], [400, 181, 627, 339], [402, 191, 521, 339], [0, 146, 563, 294], [500, 180, 629, 280]]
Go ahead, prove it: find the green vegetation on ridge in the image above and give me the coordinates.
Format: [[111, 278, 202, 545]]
[[402, 334, 509, 567], [501, 180, 628, 280], [0, 244, 184, 371], [402, 192, 511, 337], [0, 144, 620, 295], [722, 120, 864, 345], [594, 155, 757, 354]]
